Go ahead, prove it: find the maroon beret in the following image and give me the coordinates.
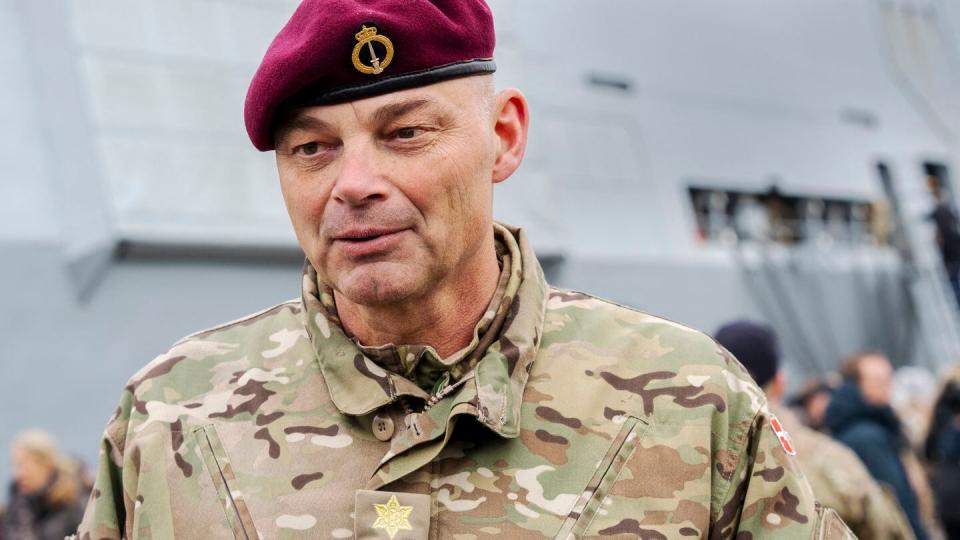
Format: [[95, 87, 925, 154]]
[[244, 0, 496, 151]]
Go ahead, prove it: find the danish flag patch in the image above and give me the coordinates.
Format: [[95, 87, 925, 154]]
[[769, 415, 797, 456]]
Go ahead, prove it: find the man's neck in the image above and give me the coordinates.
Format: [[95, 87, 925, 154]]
[[334, 242, 502, 359]]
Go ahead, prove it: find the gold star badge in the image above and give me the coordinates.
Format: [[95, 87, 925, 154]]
[[372, 495, 413, 538]]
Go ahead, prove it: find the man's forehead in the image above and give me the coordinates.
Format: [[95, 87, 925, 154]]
[[285, 78, 483, 129], [861, 355, 892, 374], [311, 94, 440, 122]]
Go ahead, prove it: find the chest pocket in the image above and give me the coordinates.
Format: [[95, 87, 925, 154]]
[[553, 416, 646, 539], [191, 421, 384, 539]]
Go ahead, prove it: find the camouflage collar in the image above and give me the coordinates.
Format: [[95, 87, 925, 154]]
[[301, 223, 548, 438], [352, 232, 517, 392]]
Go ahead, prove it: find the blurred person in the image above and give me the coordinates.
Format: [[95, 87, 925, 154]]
[[926, 179, 960, 306], [791, 377, 837, 429], [827, 353, 933, 540], [871, 199, 894, 247], [925, 365, 960, 539], [72, 0, 853, 538], [0, 430, 86, 540], [892, 366, 938, 452], [890, 367, 943, 540], [717, 320, 915, 539]]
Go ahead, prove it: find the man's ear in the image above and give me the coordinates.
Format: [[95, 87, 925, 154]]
[[491, 88, 529, 184]]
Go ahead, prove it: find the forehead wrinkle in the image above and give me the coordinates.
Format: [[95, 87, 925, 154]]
[[368, 97, 442, 126], [350, 101, 362, 124]]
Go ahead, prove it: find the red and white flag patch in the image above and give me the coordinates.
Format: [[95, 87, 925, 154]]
[[769, 415, 797, 456]]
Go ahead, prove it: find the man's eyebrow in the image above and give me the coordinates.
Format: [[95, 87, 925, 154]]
[[275, 114, 334, 144], [371, 98, 440, 125]]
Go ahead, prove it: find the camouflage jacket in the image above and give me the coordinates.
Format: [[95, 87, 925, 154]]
[[774, 406, 913, 539], [75, 224, 853, 539]]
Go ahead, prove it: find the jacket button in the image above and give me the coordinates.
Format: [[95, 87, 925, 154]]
[[372, 414, 395, 441]]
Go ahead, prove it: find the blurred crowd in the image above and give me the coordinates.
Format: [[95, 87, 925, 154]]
[[0, 431, 91, 540], [1, 328, 959, 539], [717, 321, 960, 540]]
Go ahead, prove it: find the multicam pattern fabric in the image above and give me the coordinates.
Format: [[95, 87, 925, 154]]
[[74, 224, 854, 539], [773, 406, 913, 539]]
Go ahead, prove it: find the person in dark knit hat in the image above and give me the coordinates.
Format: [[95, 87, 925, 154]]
[[715, 320, 915, 539], [715, 320, 781, 388], [73, 1, 853, 537]]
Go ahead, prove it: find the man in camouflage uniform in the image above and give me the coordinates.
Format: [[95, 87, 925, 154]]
[[75, 0, 854, 538], [716, 321, 914, 539]]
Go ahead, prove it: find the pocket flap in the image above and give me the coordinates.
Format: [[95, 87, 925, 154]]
[[195, 424, 258, 540], [553, 416, 646, 539]]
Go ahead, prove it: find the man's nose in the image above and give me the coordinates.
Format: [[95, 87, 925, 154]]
[[330, 144, 390, 206]]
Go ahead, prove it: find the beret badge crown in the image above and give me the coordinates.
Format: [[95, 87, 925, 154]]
[[351, 24, 395, 75]]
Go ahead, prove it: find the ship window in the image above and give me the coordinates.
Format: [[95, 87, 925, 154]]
[[688, 183, 879, 248]]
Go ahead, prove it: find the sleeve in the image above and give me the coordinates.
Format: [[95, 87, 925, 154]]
[[713, 408, 857, 539], [71, 396, 132, 540], [72, 428, 126, 539]]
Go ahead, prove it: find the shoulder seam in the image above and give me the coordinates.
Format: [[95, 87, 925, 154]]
[[174, 298, 301, 344], [550, 286, 706, 335], [550, 286, 651, 316]]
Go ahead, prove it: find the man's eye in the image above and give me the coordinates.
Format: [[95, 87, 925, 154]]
[[295, 142, 320, 156], [396, 127, 419, 140]]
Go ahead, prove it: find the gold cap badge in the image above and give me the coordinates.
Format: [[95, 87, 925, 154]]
[[352, 24, 395, 75]]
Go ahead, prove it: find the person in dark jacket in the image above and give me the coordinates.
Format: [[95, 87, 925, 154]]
[[926, 366, 960, 539], [927, 184, 960, 307], [826, 352, 929, 540], [716, 321, 915, 539], [0, 430, 87, 540]]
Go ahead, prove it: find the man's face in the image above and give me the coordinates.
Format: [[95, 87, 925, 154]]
[[858, 355, 893, 406], [274, 77, 499, 307]]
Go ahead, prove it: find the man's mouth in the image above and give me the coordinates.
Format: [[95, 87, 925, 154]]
[[335, 227, 406, 241], [332, 227, 410, 256]]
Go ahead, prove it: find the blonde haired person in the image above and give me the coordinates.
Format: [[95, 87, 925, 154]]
[[1, 430, 86, 540]]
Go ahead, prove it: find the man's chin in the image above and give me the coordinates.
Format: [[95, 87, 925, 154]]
[[334, 265, 425, 307]]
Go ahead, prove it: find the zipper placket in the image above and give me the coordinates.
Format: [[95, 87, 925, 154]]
[[401, 370, 476, 437]]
